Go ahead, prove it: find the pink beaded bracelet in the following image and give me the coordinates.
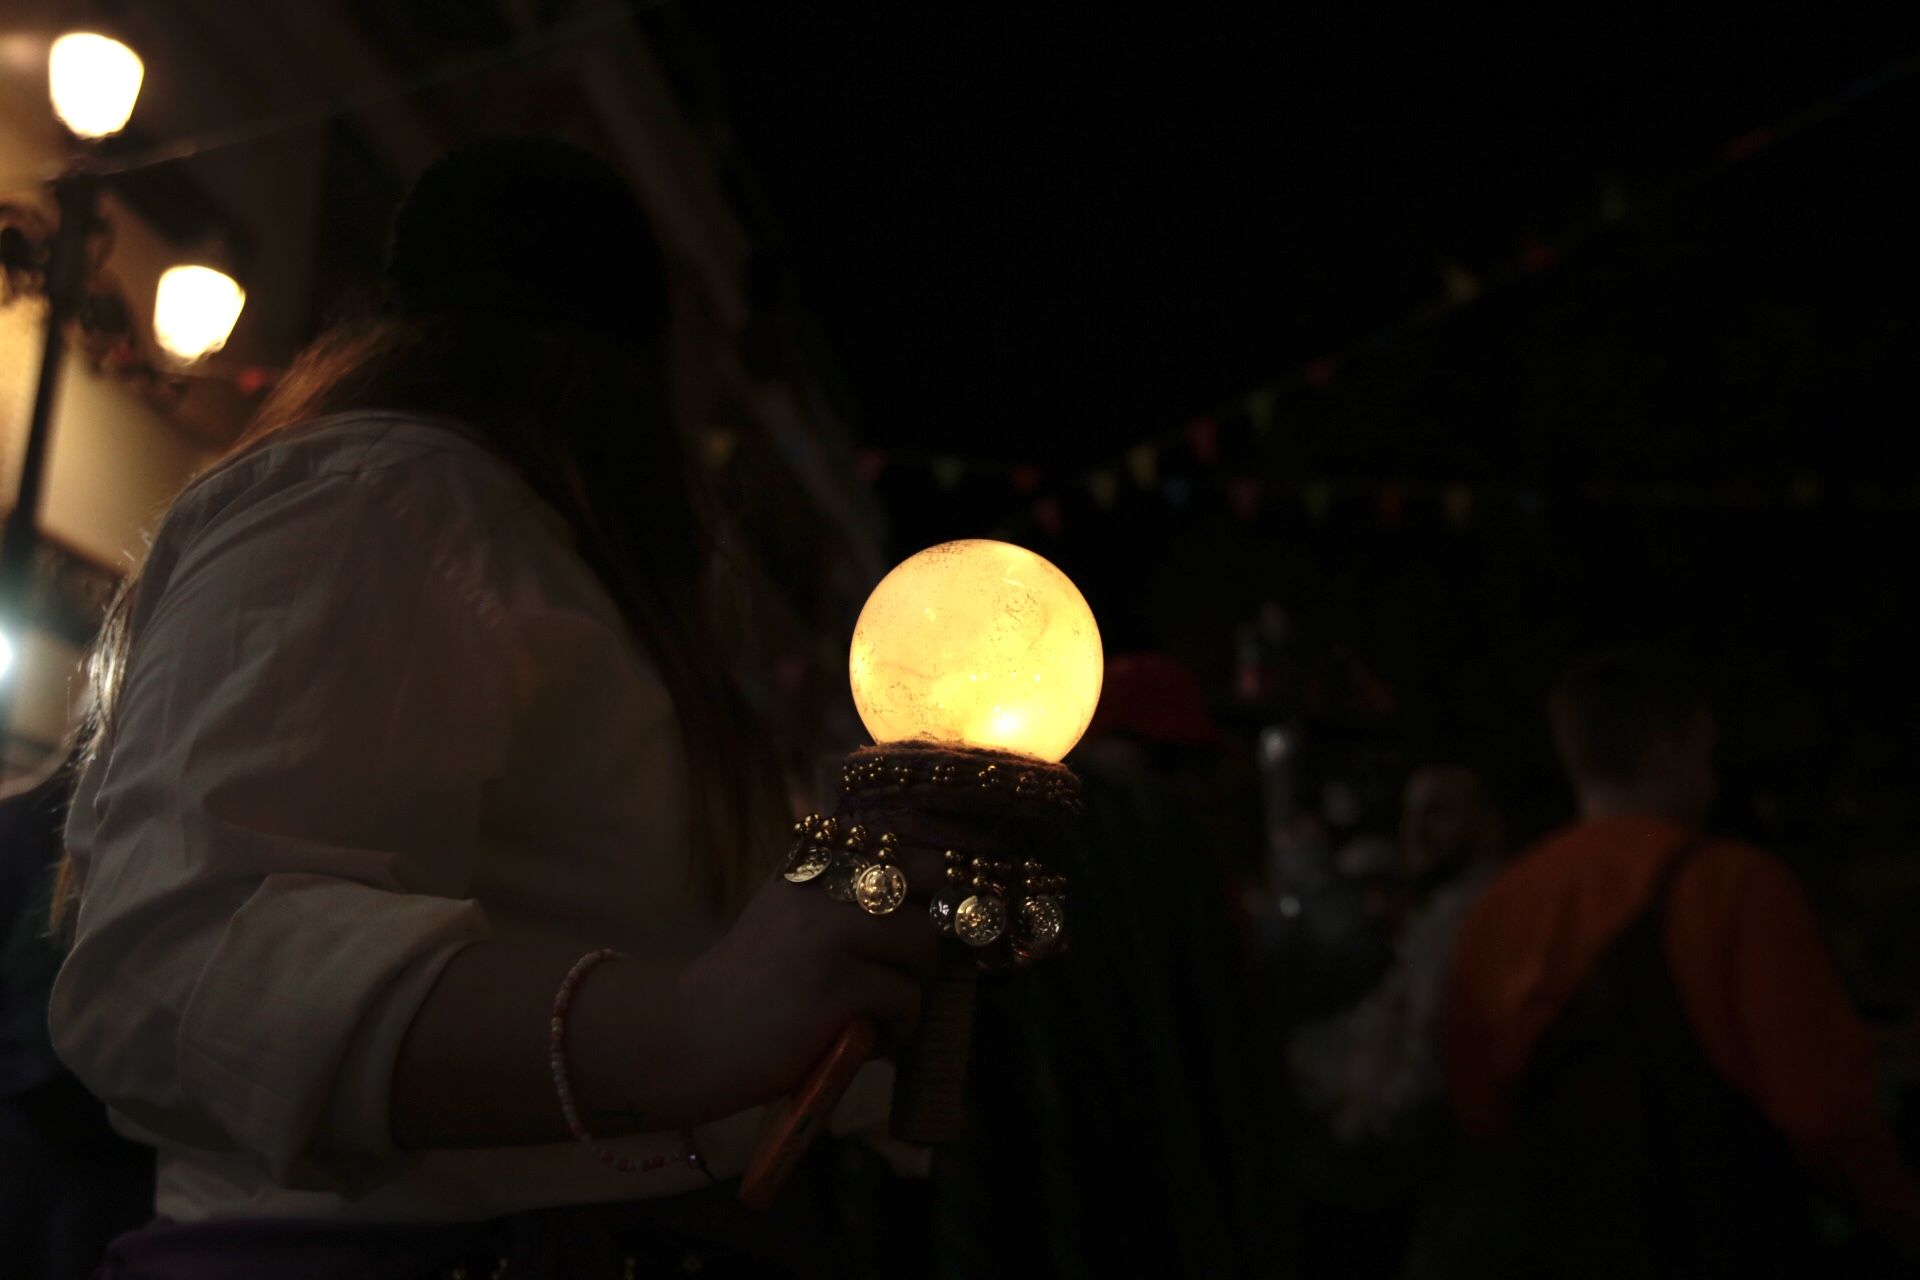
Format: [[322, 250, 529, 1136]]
[[549, 947, 709, 1177]]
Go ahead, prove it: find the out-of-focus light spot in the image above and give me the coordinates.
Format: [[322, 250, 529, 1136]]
[[153, 265, 245, 363], [49, 33, 143, 139], [1260, 727, 1291, 764]]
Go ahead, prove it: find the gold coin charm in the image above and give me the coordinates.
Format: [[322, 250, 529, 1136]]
[[854, 863, 908, 915], [954, 893, 1008, 947], [1016, 893, 1065, 951], [820, 855, 864, 903], [782, 815, 824, 876], [929, 886, 966, 935], [783, 842, 833, 883]]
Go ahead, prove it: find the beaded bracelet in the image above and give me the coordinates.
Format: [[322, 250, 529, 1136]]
[[549, 947, 710, 1178]]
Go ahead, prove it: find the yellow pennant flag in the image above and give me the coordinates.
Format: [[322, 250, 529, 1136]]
[[1127, 445, 1158, 490]]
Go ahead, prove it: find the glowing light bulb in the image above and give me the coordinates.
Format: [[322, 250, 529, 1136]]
[[49, 33, 144, 139], [0, 629, 13, 682], [153, 266, 245, 364], [849, 539, 1103, 763]]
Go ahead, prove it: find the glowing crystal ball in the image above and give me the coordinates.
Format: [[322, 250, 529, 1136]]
[[849, 539, 1103, 763]]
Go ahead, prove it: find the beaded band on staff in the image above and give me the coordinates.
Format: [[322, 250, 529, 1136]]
[[548, 948, 711, 1178], [781, 742, 1080, 969], [839, 740, 1083, 814], [846, 743, 1077, 970]]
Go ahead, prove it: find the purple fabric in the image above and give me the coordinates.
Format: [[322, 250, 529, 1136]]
[[96, 1159, 845, 1279], [93, 1086, 848, 1280], [97, 1216, 492, 1280]]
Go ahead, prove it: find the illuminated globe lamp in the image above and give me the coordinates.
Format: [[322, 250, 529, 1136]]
[[846, 538, 1102, 961], [848, 538, 1105, 763], [740, 540, 1102, 1209]]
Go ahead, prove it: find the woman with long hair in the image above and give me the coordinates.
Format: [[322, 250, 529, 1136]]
[[47, 138, 938, 1278]]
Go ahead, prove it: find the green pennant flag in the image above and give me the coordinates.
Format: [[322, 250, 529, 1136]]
[[1246, 388, 1278, 436], [1304, 479, 1334, 522]]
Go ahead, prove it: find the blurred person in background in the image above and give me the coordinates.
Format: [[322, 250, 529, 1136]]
[[1429, 649, 1920, 1277], [1286, 832, 1406, 1122], [1, 752, 152, 1280], [1253, 815, 1395, 1035], [1296, 765, 1505, 1143], [1287, 765, 1505, 1279], [1335, 833, 1415, 941]]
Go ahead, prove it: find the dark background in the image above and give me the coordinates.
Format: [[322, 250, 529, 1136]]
[[660, 4, 1920, 910]]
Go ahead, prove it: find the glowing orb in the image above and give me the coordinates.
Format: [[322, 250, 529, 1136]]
[[848, 539, 1103, 763]]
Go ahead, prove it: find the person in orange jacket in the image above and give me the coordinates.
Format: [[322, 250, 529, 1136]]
[[1438, 649, 1920, 1277]]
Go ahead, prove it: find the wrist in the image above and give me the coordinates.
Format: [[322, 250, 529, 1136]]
[[548, 949, 712, 1178], [561, 953, 689, 1136]]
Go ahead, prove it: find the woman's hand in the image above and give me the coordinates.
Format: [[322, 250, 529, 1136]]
[[609, 839, 950, 1129], [393, 842, 948, 1149]]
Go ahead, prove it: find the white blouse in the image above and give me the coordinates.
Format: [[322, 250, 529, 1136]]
[[49, 412, 890, 1224]]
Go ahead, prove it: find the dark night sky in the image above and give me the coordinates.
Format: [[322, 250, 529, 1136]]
[[673, 5, 1920, 865], [684, 3, 1917, 469]]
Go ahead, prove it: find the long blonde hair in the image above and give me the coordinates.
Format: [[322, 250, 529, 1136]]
[[54, 310, 785, 927]]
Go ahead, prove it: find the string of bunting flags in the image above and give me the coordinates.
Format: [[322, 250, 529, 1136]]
[[848, 52, 1919, 535], [856, 464, 1908, 534]]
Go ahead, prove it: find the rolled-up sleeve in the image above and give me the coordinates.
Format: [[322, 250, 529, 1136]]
[[51, 462, 515, 1189]]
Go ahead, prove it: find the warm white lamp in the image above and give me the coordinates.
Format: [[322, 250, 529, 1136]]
[[849, 538, 1104, 763], [48, 33, 144, 140], [152, 266, 246, 364]]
